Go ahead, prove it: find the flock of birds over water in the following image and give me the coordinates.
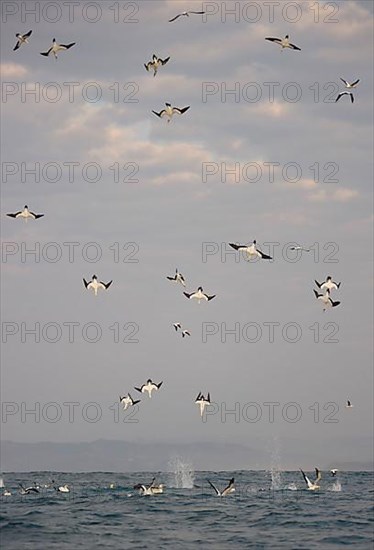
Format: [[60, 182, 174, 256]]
[[1, 467, 341, 497], [4, 6, 361, 497]]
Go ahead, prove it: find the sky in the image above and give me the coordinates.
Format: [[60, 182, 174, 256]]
[[0, 0, 373, 468]]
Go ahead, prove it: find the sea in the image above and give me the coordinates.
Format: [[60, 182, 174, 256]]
[[1, 465, 373, 549]]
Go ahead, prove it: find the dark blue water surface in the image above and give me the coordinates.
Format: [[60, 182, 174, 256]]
[[1, 471, 373, 549]]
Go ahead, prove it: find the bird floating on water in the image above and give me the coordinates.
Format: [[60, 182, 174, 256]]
[[55, 484, 70, 493], [134, 478, 164, 495]]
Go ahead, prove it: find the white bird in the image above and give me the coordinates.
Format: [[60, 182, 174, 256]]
[[167, 269, 186, 287], [13, 30, 32, 51], [1, 477, 11, 496], [55, 484, 70, 493], [182, 330, 191, 338], [335, 91, 354, 104], [346, 400, 354, 408], [184, 287, 216, 303], [207, 478, 235, 497], [149, 484, 164, 494], [340, 78, 360, 89], [169, 10, 205, 22], [134, 379, 163, 398], [195, 392, 210, 417], [40, 38, 75, 60], [144, 54, 170, 76], [7, 205, 44, 221], [83, 275, 112, 296], [265, 35, 301, 51], [300, 468, 321, 490], [173, 322, 182, 331], [229, 240, 272, 260], [134, 478, 164, 495], [313, 289, 340, 311], [152, 103, 190, 123], [315, 276, 341, 292], [330, 469, 338, 477], [119, 393, 140, 411]]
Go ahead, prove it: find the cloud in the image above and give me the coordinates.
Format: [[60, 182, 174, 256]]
[[308, 187, 359, 202], [1, 62, 28, 78]]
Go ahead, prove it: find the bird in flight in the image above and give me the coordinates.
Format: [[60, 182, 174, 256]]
[[315, 276, 341, 292], [144, 54, 170, 76], [153, 103, 190, 123], [229, 240, 272, 260], [265, 35, 301, 51], [40, 38, 75, 60], [119, 394, 140, 411], [169, 10, 205, 22], [184, 287, 216, 303], [340, 78, 360, 89], [300, 468, 321, 490], [290, 246, 310, 252], [313, 289, 340, 311], [7, 205, 44, 221], [13, 30, 32, 51], [195, 392, 210, 416], [167, 268, 186, 287], [134, 379, 163, 398], [83, 275, 112, 296]]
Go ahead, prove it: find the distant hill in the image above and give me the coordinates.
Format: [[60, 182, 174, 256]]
[[1, 438, 373, 472]]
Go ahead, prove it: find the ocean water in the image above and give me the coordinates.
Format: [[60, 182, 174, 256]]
[[0, 470, 373, 549]]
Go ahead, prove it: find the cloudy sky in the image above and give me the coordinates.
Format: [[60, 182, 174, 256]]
[[1, 0, 373, 466]]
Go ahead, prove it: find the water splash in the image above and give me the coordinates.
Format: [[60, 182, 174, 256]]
[[329, 480, 342, 492], [269, 437, 283, 490], [167, 456, 195, 489], [287, 482, 298, 491]]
